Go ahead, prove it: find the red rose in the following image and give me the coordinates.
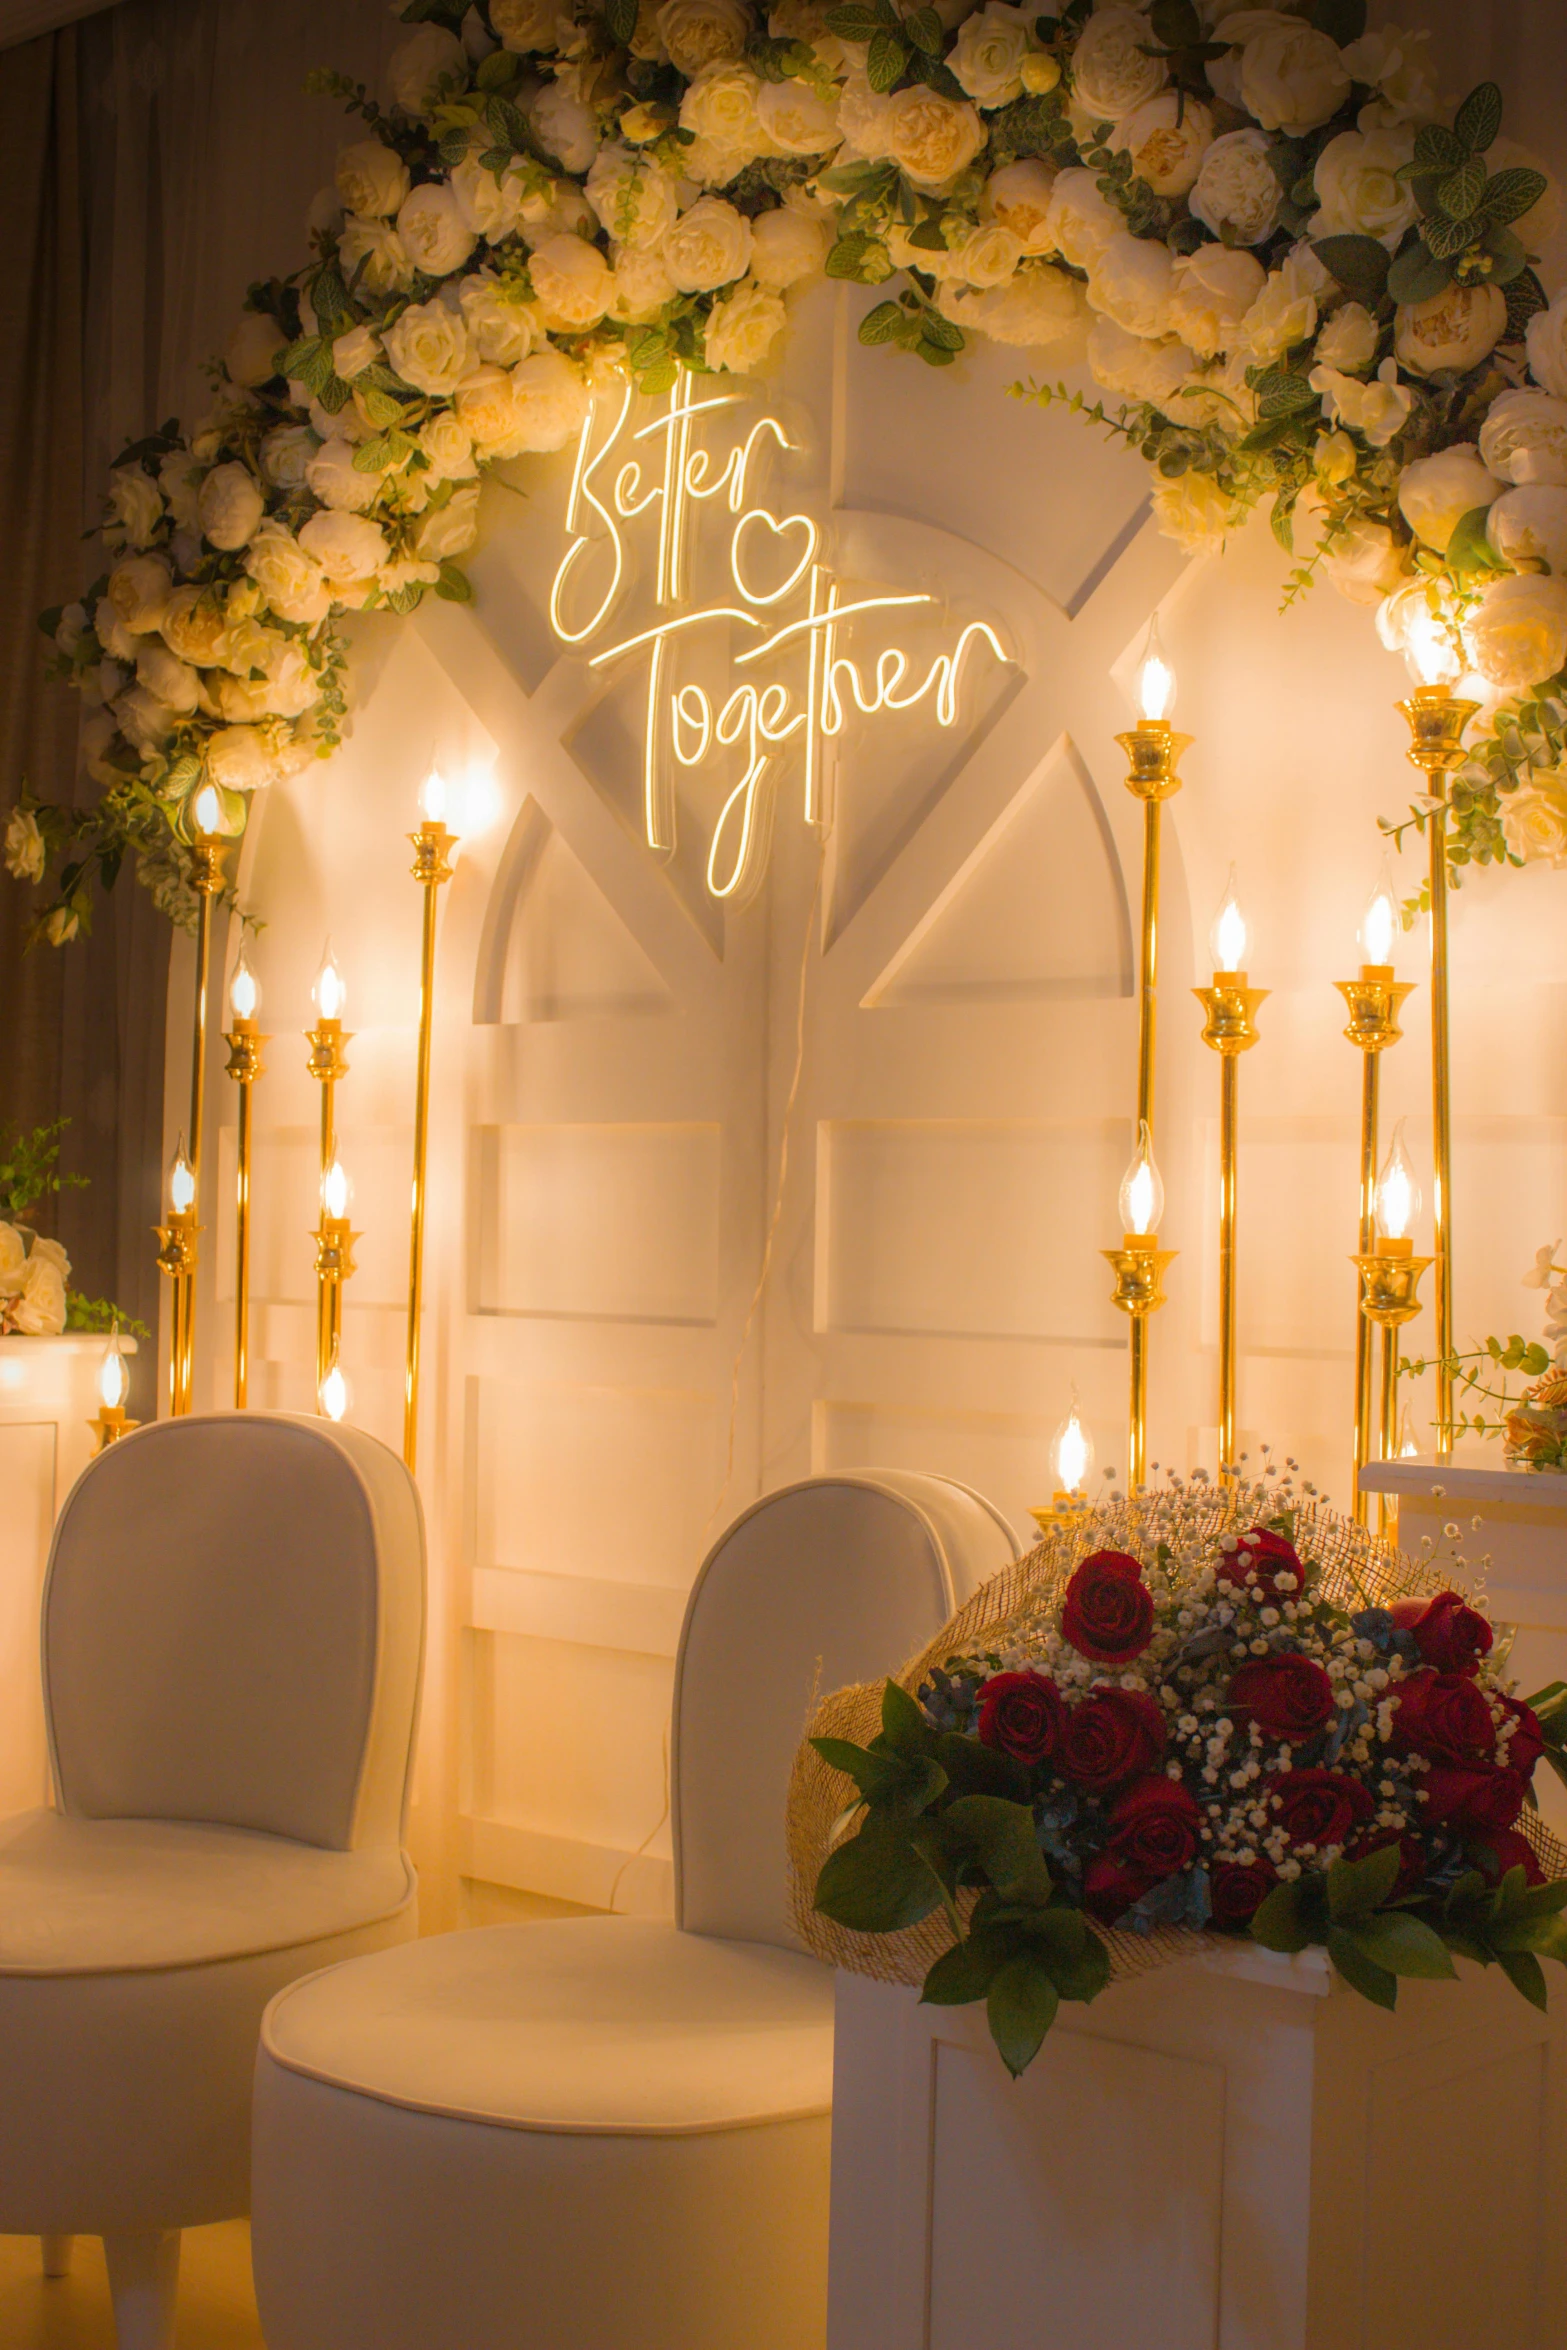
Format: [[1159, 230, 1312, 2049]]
[[1231, 1527, 1307, 1601], [1498, 1696, 1545, 1781], [1270, 1767, 1374, 1848], [1423, 1765, 1527, 1836], [1209, 1857, 1278, 1930], [1105, 1774, 1202, 1880], [1059, 1688, 1166, 1794], [1061, 1551, 1154, 1664], [976, 1670, 1066, 1766], [1390, 1669, 1495, 1765], [1389, 1590, 1494, 1675], [1227, 1653, 1336, 1744], [1472, 1827, 1547, 1888], [1082, 1853, 1154, 1924]]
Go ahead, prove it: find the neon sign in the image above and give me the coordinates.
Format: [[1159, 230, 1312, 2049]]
[[549, 373, 1011, 903]]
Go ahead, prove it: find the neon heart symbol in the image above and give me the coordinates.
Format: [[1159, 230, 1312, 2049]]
[[730, 506, 820, 609]]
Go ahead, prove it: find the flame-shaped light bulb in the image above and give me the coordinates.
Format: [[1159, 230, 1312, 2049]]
[[169, 1136, 196, 1215], [1375, 1120, 1421, 1243], [1211, 867, 1249, 976], [1118, 1123, 1165, 1239], [1050, 1395, 1094, 1496], [321, 1155, 351, 1223], [1359, 863, 1399, 971], [420, 768, 448, 825], [229, 942, 260, 1023], [1136, 613, 1175, 724], [192, 782, 222, 837], [319, 1353, 350, 1423], [1402, 594, 1463, 690], [313, 942, 346, 1023], [1398, 1405, 1419, 1460], [98, 1324, 129, 1412]]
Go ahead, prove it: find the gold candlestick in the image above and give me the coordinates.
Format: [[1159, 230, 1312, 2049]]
[[89, 1325, 139, 1452], [1032, 1394, 1096, 1534], [1103, 1235, 1176, 1490], [1336, 873, 1414, 1522], [1356, 1124, 1429, 1534], [155, 1137, 199, 1416], [175, 785, 231, 1408], [223, 943, 267, 1409], [405, 774, 458, 1475], [306, 938, 352, 1195], [1116, 620, 1191, 1140], [314, 1154, 358, 1392], [1194, 874, 1265, 1478]]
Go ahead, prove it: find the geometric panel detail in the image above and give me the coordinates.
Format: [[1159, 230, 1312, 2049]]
[[478, 795, 673, 1026], [472, 1122, 721, 1323]]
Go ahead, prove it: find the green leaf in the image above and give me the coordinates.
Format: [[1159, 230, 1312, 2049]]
[[810, 1735, 947, 1813], [1455, 80, 1503, 156], [475, 46, 522, 87], [1250, 1880, 1314, 1954], [857, 298, 913, 349], [905, 4, 942, 51], [824, 2, 882, 34], [866, 27, 908, 90], [1506, 268, 1549, 339], [1490, 1914, 1567, 1962], [920, 1925, 1014, 2006], [1412, 123, 1467, 176], [1310, 0, 1365, 40], [351, 433, 398, 474], [356, 383, 413, 427], [434, 561, 474, 604], [1312, 233, 1391, 307], [1347, 1912, 1457, 1980], [1424, 212, 1482, 261], [1387, 239, 1454, 305], [1327, 1925, 1399, 2009], [1327, 1842, 1403, 1923], [814, 1817, 944, 1933], [934, 1728, 1031, 1802], [939, 1794, 1053, 1906], [880, 1678, 933, 1755], [1497, 1948, 1550, 2010], [1446, 503, 1505, 582], [1255, 368, 1320, 420], [604, 0, 638, 39], [986, 1953, 1060, 2077], [1437, 155, 1488, 221], [907, 216, 950, 251], [1482, 166, 1548, 230], [1483, 226, 1530, 287], [920, 308, 965, 353]]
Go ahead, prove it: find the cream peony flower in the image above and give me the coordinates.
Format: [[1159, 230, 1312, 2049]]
[[1188, 127, 1280, 245], [0, 1223, 26, 1294], [508, 349, 593, 452], [1111, 92, 1214, 198], [968, 261, 1085, 347], [1322, 516, 1407, 606], [883, 87, 984, 190], [754, 76, 841, 155], [114, 684, 177, 753], [1339, 28, 1437, 128], [750, 205, 828, 287], [1309, 356, 1413, 450], [135, 639, 200, 714], [656, 0, 750, 76], [1151, 469, 1237, 554], [1086, 230, 1176, 340], [530, 78, 601, 175], [984, 159, 1058, 254], [106, 468, 163, 549], [244, 522, 333, 628], [197, 462, 264, 552], [1166, 243, 1264, 356], [1042, 166, 1121, 269], [1314, 301, 1379, 373], [298, 511, 390, 587], [206, 725, 278, 792], [836, 70, 892, 160], [1463, 573, 1567, 693], [1527, 301, 1567, 403], [259, 425, 318, 490], [1071, 5, 1166, 124], [160, 585, 231, 666], [415, 481, 482, 561], [1501, 771, 1567, 866], [611, 241, 679, 320], [529, 232, 615, 325], [339, 217, 415, 296], [398, 183, 477, 278], [106, 554, 172, 635], [95, 602, 136, 661], [417, 413, 479, 480], [1312, 126, 1418, 250], [1481, 390, 1567, 490], [450, 153, 531, 242], [664, 195, 753, 291], [705, 279, 788, 373], [586, 144, 679, 247], [1088, 315, 1199, 407], [336, 139, 410, 220], [678, 59, 764, 156], [492, 0, 561, 49], [225, 310, 286, 387], [4, 809, 45, 883], [1239, 19, 1349, 132], [459, 273, 536, 365], [1398, 442, 1501, 549], [1240, 252, 1318, 363], [387, 24, 466, 117], [950, 2, 1033, 109], [456, 365, 527, 456], [1395, 282, 1507, 380], [11, 1253, 66, 1335], [306, 437, 382, 515], [1488, 487, 1567, 578], [385, 297, 473, 396]]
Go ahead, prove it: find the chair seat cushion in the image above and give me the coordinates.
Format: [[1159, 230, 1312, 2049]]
[[0, 1810, 415, 1975], [263, 1918, 834, 2136]]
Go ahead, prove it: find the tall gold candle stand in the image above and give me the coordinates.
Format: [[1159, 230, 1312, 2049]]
[[1336, 877, 1414, 1520], [89, 1325, 139, 1452], [155, 1138, 199, 1416], [1195, 878, 1265, 1477], [174, 784, 231, 1404], [1104, 1223, 1176, 1493], [314, 1154, 358, 1393], [306, 943, 352, 1191], [223, 945, 267, 1409], [1354, 1239, 1433, 1535], [405, 773, 458, 1475]]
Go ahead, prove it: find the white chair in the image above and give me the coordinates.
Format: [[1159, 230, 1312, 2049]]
[[0, 1411, 425, 2350], [251, 1469, 1018, 2350]]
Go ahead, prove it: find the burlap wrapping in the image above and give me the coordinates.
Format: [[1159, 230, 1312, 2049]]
[[787, 1483, 1567, 1989]]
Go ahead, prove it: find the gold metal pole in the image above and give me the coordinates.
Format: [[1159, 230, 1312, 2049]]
[[314, 1210, 358, 1391], [1103, 1239, 1175, 1490], [156, 1209, 198, 1416], [305, 1018, 352, 1382], [1129, 1316, 1148, 1490], [181, 815, 229, 1411], [1336, 971, 1414, 1521], [1196, 973, 1266, 1479], [405, 815, 457, 1474], [224, 1019, 267, 1407]]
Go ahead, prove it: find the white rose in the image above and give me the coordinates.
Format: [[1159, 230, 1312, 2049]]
[[1166, 242, 1264, 356], [4, 810, 45, 883], [1309, 356, 1413, 449], [1481, 390, 1567, 490], [1088, 315, 1199, 407], [664, 195, 753, 291], [1111, 92, 1213, 198], [1322, 516, 1408, 606], [1339, 28, 1437, 128], [966, 260, 1085, 347], [750, 205, 828, 287], [225, 309, 286, 388], [42, 908, 79, 947], [1528, 301, 1567, 403], [754, 75, 841, 154], [611, 241, 679, 320], [1311, 127, 1417, 249], [159, 585, 231, 666], [244, 522, 332, 627], [417, 413, 478, 480], [260, 425, 318, 489], [106, 554, 172, 635], [415, 481, 482, 561], [1488, 488, 1567, 578], [197, 461, 265, 552], [656, 0, 751, 77], [298, 509, 390, 586], [1240, 252, 1318, 363], [1239, 20, 1349, 132], [1151, 469, 1237, 554], [106, 467, 163, 548], [384, 297, 474, 396], [837, 70, 892, 160], [1463, 573, 1567, 693], [450, 153, 530, 242], [507, 348, 592, 453], [679, 60, 766, 161], [135, 639, 200, 713], [1314, 300, 1378, 373], [339, 216, 415, 295], [492, 0, 559, 50], [953, 222, 1023, 289], [951, 2, 1032, 108], [113, 684, 176, 753], [1501, 774, 1567, 867], [458, 273, 535, 365], [704, 278, 788, 373], [388, 24, 467, 117], [206, 725, 278, 793], [1042, 166, 1121, 268], [984, 159, 1057, 254], [529, 232, 615, 325], [529, 78, 600, 175], [1189, 128, 1280, 246], [882, 87, 984, 190], [586, 144, 679, 247], [331, 324, 382, 381], [1397, 442, 1502, 550], [336, 139, 410, 219], [305, 437, 382, 514], [11, 1253, 66, 1336], [1071, 5, 1166, 123], [1395, 282, 1507, 380], [398, 183, 477, 278]]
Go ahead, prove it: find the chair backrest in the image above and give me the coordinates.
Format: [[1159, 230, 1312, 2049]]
[[42, 1413, 425, 1853], [672, 1470, 1018, 1948]]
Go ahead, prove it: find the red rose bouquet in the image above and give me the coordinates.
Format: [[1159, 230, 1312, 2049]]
[[800, 1468, 1567, 2078]]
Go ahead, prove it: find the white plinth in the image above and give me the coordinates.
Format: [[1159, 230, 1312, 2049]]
[[0, 1334, 134, 1815], [829, 1951, 1567, 2350]]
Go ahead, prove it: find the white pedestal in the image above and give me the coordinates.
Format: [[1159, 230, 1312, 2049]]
[[0, 1334, 133, 1816], [829, 1951, 1567, 2350]]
